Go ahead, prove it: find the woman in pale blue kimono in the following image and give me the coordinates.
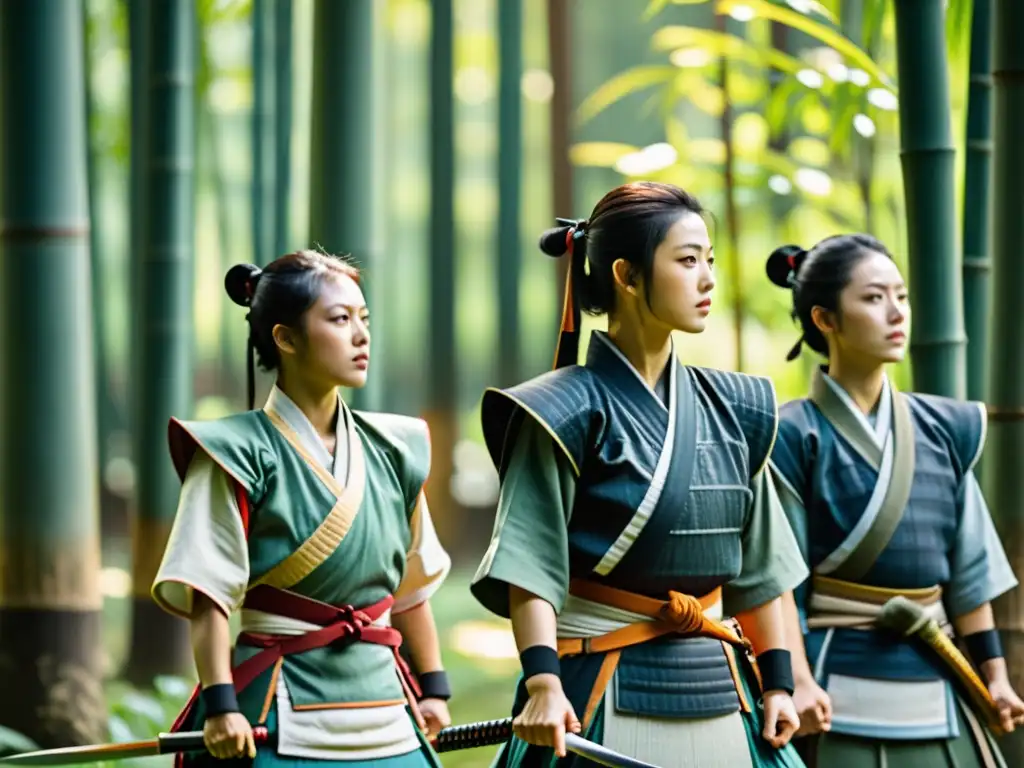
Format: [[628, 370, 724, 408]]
[[765, 234, 1024, 768], [471, 181, 809, 767], [151, 250, 453, 768]]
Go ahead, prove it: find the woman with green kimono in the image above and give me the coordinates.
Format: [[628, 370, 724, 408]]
[[151, 250, 453, 767], [765, 234, 1024, 768], [471, 181, 809, 767]]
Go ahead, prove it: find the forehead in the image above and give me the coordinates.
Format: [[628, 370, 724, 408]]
[[315, 271, 365, 309], [848, 251, 904, 287], [661, 210, 711, 248]]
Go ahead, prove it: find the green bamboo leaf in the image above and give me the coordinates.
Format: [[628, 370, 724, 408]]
[[0, 725, 38, 756], [643, 0, 671, 21], [576, 66, 678, 126], [715, 0, 896, 91], [828, 99, 859, 157], [569, 142, 641, 168], [653, 25, 807, 75], [765, 78, 800, 140], [665, 115, 690, 154], [861, 0, 887, 52]]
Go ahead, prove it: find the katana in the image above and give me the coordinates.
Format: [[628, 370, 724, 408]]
[[431, 717, 660, 768], [0, 720, 658, 768], [0, 728, 271, 765]]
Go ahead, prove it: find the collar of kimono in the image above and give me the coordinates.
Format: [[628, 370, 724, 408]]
[[257, 387, 367, 591]]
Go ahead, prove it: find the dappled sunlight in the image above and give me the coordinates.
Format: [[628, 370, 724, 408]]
[[447, 620, 518, 662], [100, 567, 132, 599]]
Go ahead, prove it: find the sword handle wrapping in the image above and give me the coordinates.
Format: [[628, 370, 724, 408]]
[[158, 726, 271, 754], [430, 718, 513, 752]]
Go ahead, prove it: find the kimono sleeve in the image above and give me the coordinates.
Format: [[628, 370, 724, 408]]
[[945, 470, 1019, 618], [469, 417, 576, 619], [393, 491, 453, 614], [151, 449, 250, 619], [722, 465, 809, 617]]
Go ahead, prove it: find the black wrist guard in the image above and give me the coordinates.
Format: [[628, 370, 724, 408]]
[[418, 670, 452, 700], [757, 649, 795, 696], [964, 628, 1004, 666], [201, 683, 240, 716], [520, 645, 560, 681]]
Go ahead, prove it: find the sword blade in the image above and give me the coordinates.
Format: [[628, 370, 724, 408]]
[[0, 728, 269, 766], [0, 741, 162, 766], [431, 718, 659, 768], [565, 733, 660, 768]]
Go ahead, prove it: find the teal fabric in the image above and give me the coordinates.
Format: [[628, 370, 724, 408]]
[[491, 648, 806, 767], [180, 703, 441, 768]]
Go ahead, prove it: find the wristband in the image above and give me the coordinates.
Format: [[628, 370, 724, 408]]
[[201, 683, 240, 716], [964, 629, 1004, 666], [757, 649, 795, 696], [520, 645, 560, 681], [418, 670, 452, 701]]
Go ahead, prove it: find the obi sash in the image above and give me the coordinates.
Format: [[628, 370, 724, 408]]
[[554, 579, 757, 728], [168, 587, 423, 761], [806, 575, 960, 740]]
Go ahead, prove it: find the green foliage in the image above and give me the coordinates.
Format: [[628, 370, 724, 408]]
[[0, 725, 39, 759], [571, 0, 912, 380], [0, 676, 193, 766], [99, 676, 194, 768]]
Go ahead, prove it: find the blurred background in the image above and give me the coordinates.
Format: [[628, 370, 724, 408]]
[[4, 0, 1024, 766]]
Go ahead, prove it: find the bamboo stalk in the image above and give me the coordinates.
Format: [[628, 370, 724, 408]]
[[309, 0, 377, 409], [985, 0, 1024, 761], [962, 0, 994, 403], [0, 0, 107, 745], [424, 0, 460, 548], [892, 0, 966, 398], [125, 0, 196, 683], [498, 0, 524, 386]]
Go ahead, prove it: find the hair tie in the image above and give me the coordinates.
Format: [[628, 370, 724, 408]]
[[245, 268, 263, 303], [552, 218, 585, 370]]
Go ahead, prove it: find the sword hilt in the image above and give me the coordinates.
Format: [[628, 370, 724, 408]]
[[157, 726, 271, 754], [430, 717, 513, 752]]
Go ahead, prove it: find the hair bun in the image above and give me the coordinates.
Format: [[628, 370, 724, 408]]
[[225, 263, 262, 307], [538, 225, 572, 257], [766, 244, 806, 289]]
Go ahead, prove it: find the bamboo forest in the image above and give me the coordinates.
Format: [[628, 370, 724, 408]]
[[2, 0, 1024, 766]]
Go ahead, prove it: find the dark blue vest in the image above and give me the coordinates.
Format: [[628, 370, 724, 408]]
[[480, 333, 779, 718], [772, 390, 985, 682]]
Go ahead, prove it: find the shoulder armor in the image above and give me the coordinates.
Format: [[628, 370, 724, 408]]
[[480, 365, 601, 477], [771, 398, 819, 497], [352, 410, 431, 509], [167, 411, 273, 502], [690, 367, 779, 478], [906, 393, 987, 474]]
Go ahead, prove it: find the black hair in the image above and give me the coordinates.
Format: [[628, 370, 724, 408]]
[[765, 233, 894, 361], [225, 249, 361, 408], [539, 181, 706, 368]]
